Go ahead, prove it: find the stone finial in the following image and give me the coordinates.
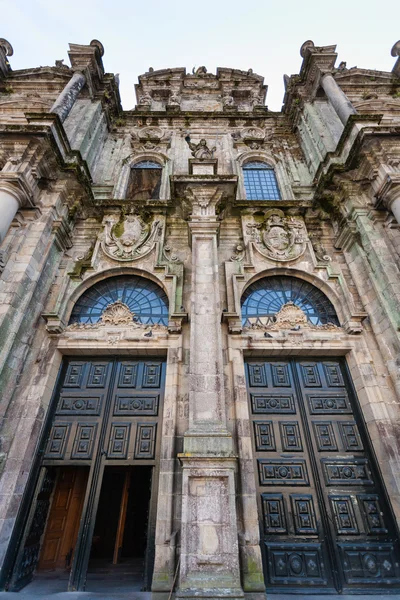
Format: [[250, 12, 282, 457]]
[[300, 40, 315, 57], [391, 40, 400, 57], [283, 74, 290, 90], [0, 39, 13, 56], [391, 40, 400, 77], [0, 39, 13, 76], [90, 39, 104, 57]]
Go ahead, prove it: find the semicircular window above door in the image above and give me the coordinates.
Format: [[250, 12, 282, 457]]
[[241, 276, 339, 327], [69, 275, 169, 326]]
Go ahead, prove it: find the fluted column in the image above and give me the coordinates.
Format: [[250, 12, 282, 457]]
[[50, 71, 86, 123], [321, 73, 356, 125]]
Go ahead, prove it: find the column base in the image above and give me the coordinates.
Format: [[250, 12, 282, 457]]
[[176, 588, 244, 599]]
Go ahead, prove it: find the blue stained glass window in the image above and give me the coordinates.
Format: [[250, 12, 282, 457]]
[[241, 276, 339, 326], [243, 161, 281, 200], [69, 275, 169, 325]]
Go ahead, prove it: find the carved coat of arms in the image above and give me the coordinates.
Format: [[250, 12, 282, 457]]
[[247, 209, 308, 262], [101, 213, 162, 261]]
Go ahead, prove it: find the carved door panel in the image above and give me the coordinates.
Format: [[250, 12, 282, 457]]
[[296, 359, 400, 591], [38, 467, 87, 571], [103, 361, 161, 462], [43, 360, 113, 465], [14, 357, 165, 592], [246, 359, 400, 593], [246, 360, 334, 591]]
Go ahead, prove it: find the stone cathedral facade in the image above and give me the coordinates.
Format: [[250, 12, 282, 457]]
[[0, 36, 400, 598]]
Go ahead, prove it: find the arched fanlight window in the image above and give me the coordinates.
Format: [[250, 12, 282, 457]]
[[126, 161, 162, 201], [243, 161, 281, 200], [241, 276, 339, 326], [69, 275, 169, 325]]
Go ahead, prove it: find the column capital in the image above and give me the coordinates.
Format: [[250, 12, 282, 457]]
[[184, 185, 224, 217], [0, 172, 35, 208]]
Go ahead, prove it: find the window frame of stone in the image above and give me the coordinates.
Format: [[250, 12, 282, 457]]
[[242, 161, 281, 201], [236, 151, 292, 200], [126, 160, 162, 202], [114, 152, 171, 200], [61, 268, 172, 330], [69, 274, 169, 326]]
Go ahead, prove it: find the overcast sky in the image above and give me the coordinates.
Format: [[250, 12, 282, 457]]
[[2, 0, 399, 111]]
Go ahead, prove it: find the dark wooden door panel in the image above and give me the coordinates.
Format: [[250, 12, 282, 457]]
[[38, 467, 87, 571], [246, 358, 400, 593], [42, 359, 164, 466], [12, 357, 165, 592]]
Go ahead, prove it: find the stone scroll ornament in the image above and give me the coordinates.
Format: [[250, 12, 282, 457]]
[[247, 209, 308, 262], [100, 214, 162, 262]]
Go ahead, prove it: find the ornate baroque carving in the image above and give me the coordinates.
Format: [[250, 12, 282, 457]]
[[244, 303, 339, 331], [101, 301, 134, 326], [247, 209, 308, 262], [67, 301, 167, 332], [185, 136, 216, 160], [100, 213, 162, 261]]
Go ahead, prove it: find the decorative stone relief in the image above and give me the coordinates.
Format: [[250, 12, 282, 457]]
[[309, 231, 332, 262], [100, 301, 134, 326], [230, 244, 245, 262], [244, 302, 339, 331], [137, 127, 164, 142], [168, 92, 181, 107], [138, 91, 152, 106], [222, 91, 235, 109], [67, 300, 167, 333], [185, 136, 216, 160], [247, 209, 308, 262], [100, 213, 162, 261]]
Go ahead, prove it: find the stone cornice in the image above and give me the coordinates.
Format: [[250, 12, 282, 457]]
[[0, 113, 94, 202], [312, 114, 393, 204]]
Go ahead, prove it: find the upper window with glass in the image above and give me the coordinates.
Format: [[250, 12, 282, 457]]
[[126, 161, 162, 201], [243, 161, 281, 200]]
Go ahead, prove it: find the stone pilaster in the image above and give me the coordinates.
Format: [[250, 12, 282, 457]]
[[177, 185, 243, 600]]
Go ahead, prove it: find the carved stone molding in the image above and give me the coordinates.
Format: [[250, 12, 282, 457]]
[[100, 213, 162, 261], [309, 231, 331, 263], [246, 209, 308, 262]]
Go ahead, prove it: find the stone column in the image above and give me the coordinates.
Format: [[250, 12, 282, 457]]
[[321, 73, 356, 125], [50, 71, 86, 123], [0, 188, 20, 243], [0, 176, 32, 244], [388, 198, 400, 224], [178, 186, 243, 600]]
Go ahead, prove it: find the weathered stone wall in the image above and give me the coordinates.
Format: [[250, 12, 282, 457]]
[[0, 37, 400, 598]]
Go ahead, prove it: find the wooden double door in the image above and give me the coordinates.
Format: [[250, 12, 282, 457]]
[[246, 358, 400, 593], [10, 357, 165, 591]]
